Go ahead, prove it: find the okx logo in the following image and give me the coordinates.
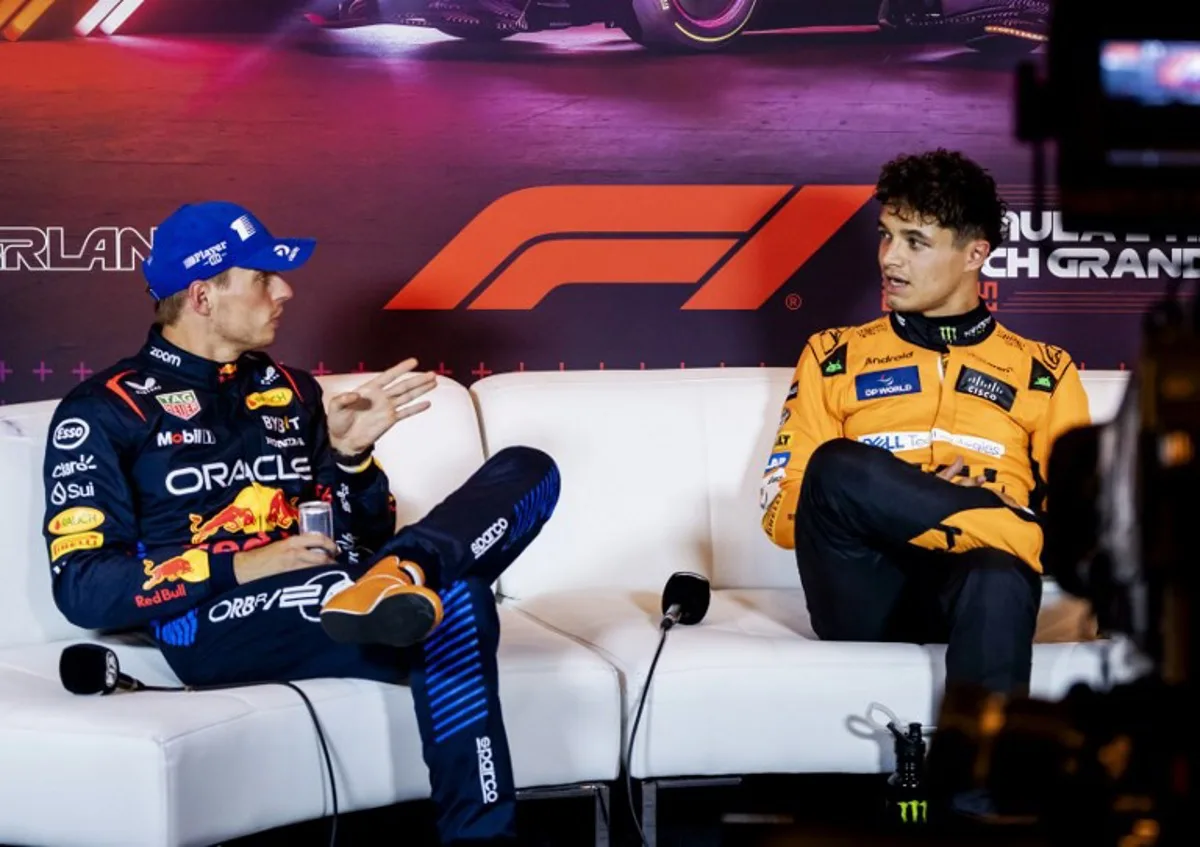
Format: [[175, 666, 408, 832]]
[[384, 185, 874, 311]]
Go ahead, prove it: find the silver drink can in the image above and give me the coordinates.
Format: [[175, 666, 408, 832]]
[[298, 500, 334, 539]]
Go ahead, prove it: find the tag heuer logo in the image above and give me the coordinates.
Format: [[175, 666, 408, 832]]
[[156, 390, 202, 421]]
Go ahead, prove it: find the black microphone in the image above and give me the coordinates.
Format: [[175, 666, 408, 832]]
[[660, 571, 711, 630], [60, 644, 154, 695], [621, 572, 715, 846]]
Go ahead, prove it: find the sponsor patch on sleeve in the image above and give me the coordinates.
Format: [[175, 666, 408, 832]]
[[1029, 359, 1057, 393], [47, 507, 106, 536], [820, 344, 847, 377], [761, 492, 783, 532], [50, 531, 104, 562], [765, 451, 791, 471]]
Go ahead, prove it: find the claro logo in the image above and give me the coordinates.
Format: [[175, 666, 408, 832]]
[[384, 185, 874, 311]]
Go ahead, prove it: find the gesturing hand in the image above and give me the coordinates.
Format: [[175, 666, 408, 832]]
[[327, 359, 437, 456]]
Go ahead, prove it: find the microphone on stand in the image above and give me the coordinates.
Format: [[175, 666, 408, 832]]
[[626, 572, 714, 846], [59, 644, 174, 695], [659, 571, 711, 630]]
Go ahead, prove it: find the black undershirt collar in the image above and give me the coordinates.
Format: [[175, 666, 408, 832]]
[[889, 301, 995, 352]]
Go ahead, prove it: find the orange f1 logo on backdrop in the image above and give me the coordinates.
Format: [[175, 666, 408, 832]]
[[383, 185, 875, 311]]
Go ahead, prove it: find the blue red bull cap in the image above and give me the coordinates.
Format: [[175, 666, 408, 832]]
[[142, 201, 316, 300]]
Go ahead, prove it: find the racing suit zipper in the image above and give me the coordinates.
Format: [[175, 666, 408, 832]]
[[930, 349, 958, 474]]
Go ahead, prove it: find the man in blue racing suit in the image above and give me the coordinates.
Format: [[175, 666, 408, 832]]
[[41, 201, 560, 846]]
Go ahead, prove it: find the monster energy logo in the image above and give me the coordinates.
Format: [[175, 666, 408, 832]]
[[939, 326, 957, 342], [896, 799, 928, 823]]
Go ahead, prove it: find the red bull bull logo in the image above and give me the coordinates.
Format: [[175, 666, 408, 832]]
[[142, 548, 210, 591], [188, 482, 299, 545]]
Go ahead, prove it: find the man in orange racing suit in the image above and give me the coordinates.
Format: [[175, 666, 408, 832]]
[[760, 150, 1091, 710]]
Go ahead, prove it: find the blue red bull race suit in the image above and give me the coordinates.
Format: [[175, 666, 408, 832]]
[[41, 326, 560, 845]]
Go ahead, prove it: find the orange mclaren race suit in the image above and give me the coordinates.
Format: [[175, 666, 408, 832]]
[[760, 303, 1092, 693]]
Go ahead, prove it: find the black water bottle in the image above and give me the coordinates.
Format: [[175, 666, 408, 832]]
[[885, 721, 928, 826]]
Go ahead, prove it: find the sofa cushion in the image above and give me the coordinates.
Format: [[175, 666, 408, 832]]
[[513, 588, 935, 780], [0, 604, 621, 847], [473, 368, 1133, 601], [512, 585, 1121, 781]]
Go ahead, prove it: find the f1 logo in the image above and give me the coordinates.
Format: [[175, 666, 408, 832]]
[[384, 185, 874, 311]]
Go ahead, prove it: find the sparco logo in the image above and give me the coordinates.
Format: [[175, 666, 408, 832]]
[[471, 518, 508, 559], [476, 737, 498, 804], [165, 455, 312, 495], [149, 347, 182, 367]]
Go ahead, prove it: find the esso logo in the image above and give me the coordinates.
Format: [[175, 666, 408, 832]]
[[53, 418, 90, 451]]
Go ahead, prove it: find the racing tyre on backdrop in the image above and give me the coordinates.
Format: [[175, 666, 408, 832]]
[[434, 21, 517, 40], [623, 0, 759, 53], [964, 31, 1042, 55]]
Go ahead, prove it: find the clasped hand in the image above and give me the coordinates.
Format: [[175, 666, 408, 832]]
[[935, 456, 1023, 510]]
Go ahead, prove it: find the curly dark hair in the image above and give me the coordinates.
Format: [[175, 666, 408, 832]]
[[874, 149, 1008, 251]]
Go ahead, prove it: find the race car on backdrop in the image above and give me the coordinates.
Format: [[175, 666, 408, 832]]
[[305, 0, 1050, 53]]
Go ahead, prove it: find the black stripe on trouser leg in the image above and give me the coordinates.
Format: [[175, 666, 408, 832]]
[[408, 577, 516, 843]]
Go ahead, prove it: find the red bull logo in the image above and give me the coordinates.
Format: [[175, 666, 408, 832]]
[[142, 548, 210, 591], [136, 584, 187, 608], [188, 482, 299, 545]]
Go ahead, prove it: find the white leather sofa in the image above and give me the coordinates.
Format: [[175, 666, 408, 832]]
[[0, 375, 622, 847], [0, 366, 1136, 847]]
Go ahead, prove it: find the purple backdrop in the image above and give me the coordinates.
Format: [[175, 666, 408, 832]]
[[0, 24, 1175, 405]]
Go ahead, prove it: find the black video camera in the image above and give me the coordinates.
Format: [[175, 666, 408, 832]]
[[928, 4, 1200, 845], [1019, 0, 1200, 236]]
